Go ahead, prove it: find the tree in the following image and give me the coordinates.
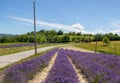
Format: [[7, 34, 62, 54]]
[[102, 36, 110, 45], [62, 35, 70, 43], [74, 36, 81, 43], [36, 34, 46, 43], [53, 36, 62, 43], [106, 33, 114, 41], [114, 33, 120, 41], [94, 34, 103, 41], [81, 36, 85, 43], [71, 37, 76, 42], [49, 30, 57, 36], [76, 32, 82, 36], [0, 35, 9, 43], [38, 29, 45, 34], [29, 35, 34, 42], [57, 30, 63, 35]]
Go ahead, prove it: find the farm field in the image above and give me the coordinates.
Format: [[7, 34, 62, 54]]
[[1, 47, 120, 83], [0, 43, 64, 56], [1, 0, 120, 83], [73, 41, 120, 55], [0, 45, 65, 68], [0, 42, 27, 46]]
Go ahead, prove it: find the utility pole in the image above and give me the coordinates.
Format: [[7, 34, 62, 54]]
[[95, 33, 98, 53], [33, 0, 37, 54]]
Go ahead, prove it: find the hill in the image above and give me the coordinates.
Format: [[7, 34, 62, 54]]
[[0, 33, 14, 37]]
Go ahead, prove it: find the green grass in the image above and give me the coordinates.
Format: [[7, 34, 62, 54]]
[[73, 41, 120, 55], [0, 49, 52, 72], [0, 43, 61, 56]]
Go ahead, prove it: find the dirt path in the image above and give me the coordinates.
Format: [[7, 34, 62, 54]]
[[28, 52, 58, 83], [68, 57, 88, 83], [62, 46, 95, 53]]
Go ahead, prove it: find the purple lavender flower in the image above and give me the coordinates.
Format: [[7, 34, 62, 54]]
[[65, 49, 120, 83], [44, 49, 79, 83], [2, 48, 58, 83]]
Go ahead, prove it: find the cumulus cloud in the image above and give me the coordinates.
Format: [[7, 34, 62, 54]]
[[109, 29, 120, 35], [72, 23, 84, 30], [109, 21, 120, 28], [108, 21, 120, 34], [7, 16, 93, 34], [95, 21, 120, 35], [110, 29, 120, 33]]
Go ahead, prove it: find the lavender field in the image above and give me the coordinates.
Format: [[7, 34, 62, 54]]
[[0, 48, 58, 83], [44, 49, 79, 83], [65, 50, 120, 83], [1, 48, 120, 83]]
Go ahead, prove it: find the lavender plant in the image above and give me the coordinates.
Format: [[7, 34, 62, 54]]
[[0, 43, 40, 49], [44, 49, 79, 83], [66, 49, 120, 83], [1, 48, 58, 83], [78, 52, 120, 75]]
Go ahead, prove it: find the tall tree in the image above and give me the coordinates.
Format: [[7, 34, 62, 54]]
[[62, 35, 70, 43], [57, 30, 63, 35], [102, 36, 110, 45]]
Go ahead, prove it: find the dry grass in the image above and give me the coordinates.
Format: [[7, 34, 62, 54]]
[[0, 44, 60, 56], [73, 41, 120, 55]]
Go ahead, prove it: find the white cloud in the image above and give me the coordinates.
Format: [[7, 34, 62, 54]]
[[109, 29, 120, 35], [109, 21, 120, 28], [95, 28, 105, 33], [7, 16, 33, 23], [108, 21, 120, 34], [72, 23, 84, 30], [94, 21, 120, 35], [7, 16, 93, 34]]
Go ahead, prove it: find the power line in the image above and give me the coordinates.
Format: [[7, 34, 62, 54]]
[[36, 3, 75, 24]]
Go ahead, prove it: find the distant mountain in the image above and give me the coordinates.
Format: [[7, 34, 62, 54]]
[[0, 33, 15, 37]]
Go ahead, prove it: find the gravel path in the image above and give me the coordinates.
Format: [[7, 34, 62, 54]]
[[28, 52, 58, 83], [0, 45, 61, 68], [62, 46, 95, 53]]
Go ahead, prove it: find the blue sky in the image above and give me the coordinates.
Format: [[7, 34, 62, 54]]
[[0, 0, 120, 34]]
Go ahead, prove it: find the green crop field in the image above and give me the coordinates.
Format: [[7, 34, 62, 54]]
[[74, 41, 120, 55]]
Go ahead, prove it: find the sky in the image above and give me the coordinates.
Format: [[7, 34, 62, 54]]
[[0, 0, 120, 34]]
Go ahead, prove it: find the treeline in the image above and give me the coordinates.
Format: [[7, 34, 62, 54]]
[[0, 30, 120, 43]]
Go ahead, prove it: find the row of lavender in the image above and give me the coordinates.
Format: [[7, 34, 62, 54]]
[[0, 43, 40, 49], [77, 52, 120, 75], [65, 49, 120, 83], [1, 48, 58, 83], [44, 49, 79, 83]]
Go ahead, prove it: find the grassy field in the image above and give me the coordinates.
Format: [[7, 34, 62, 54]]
[[0, 43, 61, 56], [73, 41, 120, 55], [0, 42, 26, 46]]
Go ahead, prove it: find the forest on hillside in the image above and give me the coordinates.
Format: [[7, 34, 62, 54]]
[[0, 30, 120, 43]]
